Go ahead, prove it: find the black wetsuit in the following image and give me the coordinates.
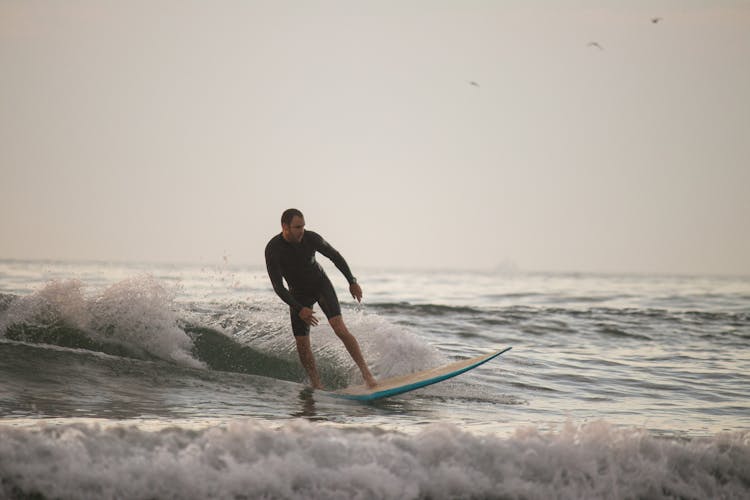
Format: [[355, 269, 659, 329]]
[[265, 231, 356, 336]]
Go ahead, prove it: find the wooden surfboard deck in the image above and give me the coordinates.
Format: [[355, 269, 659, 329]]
[[332, 346, 512, 402]]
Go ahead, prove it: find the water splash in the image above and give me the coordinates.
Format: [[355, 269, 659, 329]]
[[0, 276, 204, 369]]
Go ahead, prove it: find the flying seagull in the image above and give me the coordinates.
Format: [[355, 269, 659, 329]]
[[468, 81, 480, 88], [651, 17, 663, 24], [587, 42, 604, 50]]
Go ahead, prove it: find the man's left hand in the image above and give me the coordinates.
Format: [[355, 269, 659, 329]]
[[350, 282, 363, 303]]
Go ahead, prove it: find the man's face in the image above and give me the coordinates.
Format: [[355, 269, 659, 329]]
[[282, 215, 305, 243]]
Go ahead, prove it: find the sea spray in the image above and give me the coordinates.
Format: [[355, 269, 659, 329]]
[[0, 276, 204, 369], [345, 309, 445, 379], [0, 279, 90, 334], [88, 275, 203, 368]]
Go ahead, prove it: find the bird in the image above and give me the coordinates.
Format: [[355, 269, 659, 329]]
[[468, 81, 480, 88], [651, 17, 663, 24], [587, 42, 604, 50]]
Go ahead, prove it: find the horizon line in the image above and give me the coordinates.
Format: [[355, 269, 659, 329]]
[[0, 256, 747, 280]]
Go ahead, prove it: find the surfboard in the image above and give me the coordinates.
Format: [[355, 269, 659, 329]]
[[332, 346, 512, 402]]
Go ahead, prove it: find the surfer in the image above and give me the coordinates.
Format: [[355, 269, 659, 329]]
[[265, 208, 377, 390]]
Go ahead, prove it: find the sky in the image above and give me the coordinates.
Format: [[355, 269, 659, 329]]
[[1, 0, 749, 275]]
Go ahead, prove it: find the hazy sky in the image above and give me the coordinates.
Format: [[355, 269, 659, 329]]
[[2, 1, 749, 275]]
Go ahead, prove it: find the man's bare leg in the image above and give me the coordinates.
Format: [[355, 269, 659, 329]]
[[295, 335, 323, 389], [329, 316, 377, 388]]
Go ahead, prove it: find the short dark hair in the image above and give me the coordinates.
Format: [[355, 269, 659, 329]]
[[281, 208, 304, 226]]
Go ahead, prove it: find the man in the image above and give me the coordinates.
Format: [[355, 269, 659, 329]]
[[265, 208, 377, 390]]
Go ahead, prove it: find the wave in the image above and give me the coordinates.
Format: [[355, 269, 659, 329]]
[[185, 325, 304, 382], [595, 324, 653, 341], [0, 278, 203, 368], [0, 278, 447, 393], [369, 302, 484, 316], [369, 301, 750, 325], [5, 277, 746, 361], [0, 279, 307, 382], [0, 285, 311, 389], [1, 420, 748, 500]]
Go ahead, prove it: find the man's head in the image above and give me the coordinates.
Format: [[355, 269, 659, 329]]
[[281, 208, 305, 243]]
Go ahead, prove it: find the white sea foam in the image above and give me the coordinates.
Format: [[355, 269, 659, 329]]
[[0, 277, 204, 369], [228, 301, 446, 385], [294, 308, 445, 385], [1, 420, 748, 500], [88, 276, 203, 368], [0, 279, 90, 333], [349, 310, 445, 378]]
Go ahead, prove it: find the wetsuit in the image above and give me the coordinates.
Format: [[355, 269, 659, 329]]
[[265, 230, 356, 336]]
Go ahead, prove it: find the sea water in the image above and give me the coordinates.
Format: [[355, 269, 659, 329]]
[[1, 259, 748, 499]]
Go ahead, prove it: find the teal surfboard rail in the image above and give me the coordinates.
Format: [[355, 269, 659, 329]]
[[332, 346, 512, 402]]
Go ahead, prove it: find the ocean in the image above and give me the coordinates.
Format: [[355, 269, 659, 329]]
[[1, 259, 748, 499]]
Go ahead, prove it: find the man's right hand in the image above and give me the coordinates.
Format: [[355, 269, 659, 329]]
[[298, 307, 319, 326], [350, 282, 363, 303]]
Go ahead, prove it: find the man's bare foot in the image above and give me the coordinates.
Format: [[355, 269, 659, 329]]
[[365, 376, 378, 389]]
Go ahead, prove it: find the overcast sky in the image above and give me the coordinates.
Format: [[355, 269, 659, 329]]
[[1, 1, 748, 275]]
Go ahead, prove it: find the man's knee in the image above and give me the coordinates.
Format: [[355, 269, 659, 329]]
[[328, 314, 342, 326], [328, 315, 346, 333]]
